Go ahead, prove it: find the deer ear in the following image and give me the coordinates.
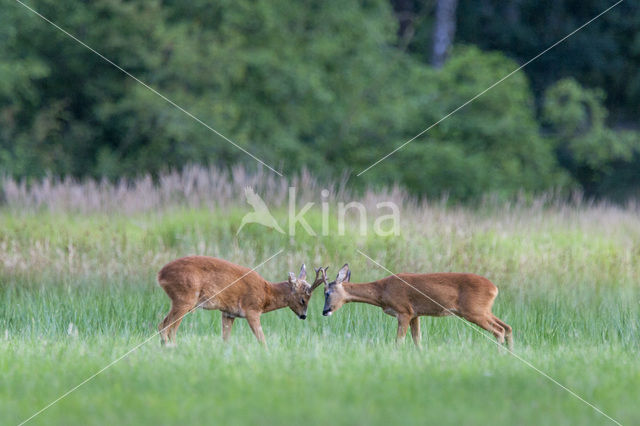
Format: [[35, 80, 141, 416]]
[[288, 272, 297, 284], [298, 263, 307, 280], [335, 263, 350, 284]]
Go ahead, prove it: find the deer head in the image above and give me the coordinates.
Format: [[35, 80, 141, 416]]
[[322, 263, 350, 316], [287, 264, 327, 319]]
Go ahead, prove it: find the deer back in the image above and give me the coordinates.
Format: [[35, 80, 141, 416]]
[[158, 256, 270, 311]]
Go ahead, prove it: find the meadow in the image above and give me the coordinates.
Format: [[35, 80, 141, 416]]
[[1, 167, 639, 425]]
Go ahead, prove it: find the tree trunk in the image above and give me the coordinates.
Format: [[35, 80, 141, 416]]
[[431, 0, 458, 68]]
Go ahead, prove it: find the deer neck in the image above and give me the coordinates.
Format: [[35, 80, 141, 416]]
[[343, 281, 383, 307], [263, 281, 291, 313]]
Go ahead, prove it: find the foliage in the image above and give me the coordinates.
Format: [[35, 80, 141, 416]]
[[0, 0, 419, 180], [452, 0, 640, 122], [371, 46, 568, 199], [0, 0, 638, 200], [543, 78, 640, 197]]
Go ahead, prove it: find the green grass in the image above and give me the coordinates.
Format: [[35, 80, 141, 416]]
[[1, 202, 639, 425]]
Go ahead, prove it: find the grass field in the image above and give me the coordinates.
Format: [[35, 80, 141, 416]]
[[1, 169, 639, 425]]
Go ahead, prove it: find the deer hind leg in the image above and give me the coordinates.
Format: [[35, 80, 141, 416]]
[[221, 312, 235, 342], [159, 302, 195, 347], [492, 315, 513, 349], [395, 315, 411, 345], [464, 314, 505, 346], [158, 302, 181, 345], [158, 311, 172, 346], [409, 317, 422, 348]]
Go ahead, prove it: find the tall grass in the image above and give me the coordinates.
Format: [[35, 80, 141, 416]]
[[1, 167, 639, 425]]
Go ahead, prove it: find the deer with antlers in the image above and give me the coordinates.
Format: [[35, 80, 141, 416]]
[[321, 264, 512, 348], [157, 256, 327, 346]]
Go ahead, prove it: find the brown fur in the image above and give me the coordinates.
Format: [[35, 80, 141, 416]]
[[157, 256, 325, 346], [323, 265, 512, 348]]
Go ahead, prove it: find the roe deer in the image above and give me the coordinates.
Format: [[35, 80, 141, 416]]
[[322, 264, 512, 348], [158, 256, 326, 346]]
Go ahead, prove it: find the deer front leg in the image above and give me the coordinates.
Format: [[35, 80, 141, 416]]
[[396, 314, 411, 345], [221, 312, 235, 342], [246, 312, 267, 346], [409, 317, 422, 348]]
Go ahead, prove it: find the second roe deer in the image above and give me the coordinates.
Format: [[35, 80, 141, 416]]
[[158, 256, 326, 346], [322, 264, 512, 348]]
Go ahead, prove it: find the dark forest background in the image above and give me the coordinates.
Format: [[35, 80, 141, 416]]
[[1, 0, 639, 200]]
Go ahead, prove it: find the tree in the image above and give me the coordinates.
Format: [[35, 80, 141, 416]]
[[454, 0, 640, 123], [543, 78, 640, 197], [431, 0, 458, 67], [3, 0, 636, 200], [368, 46, 567, 199]]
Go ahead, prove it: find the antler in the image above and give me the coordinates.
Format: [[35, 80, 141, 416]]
[[310, 266, 328, 291]]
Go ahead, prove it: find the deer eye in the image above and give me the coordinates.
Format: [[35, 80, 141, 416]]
[[300, 298, 305, 305]]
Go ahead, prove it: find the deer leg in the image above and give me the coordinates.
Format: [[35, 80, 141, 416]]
[[489, 319, 506, 345], [492, 315, 513, 349], [162, 302, 195, 347], [158, 310, 172, 346], [246, 312, 267, 346], [159, 303, 185, 346], [464, 314, 505, 347], [409, 317, 422, 348], [396, 315, 411, 345], [221, 312, 235, 342]]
